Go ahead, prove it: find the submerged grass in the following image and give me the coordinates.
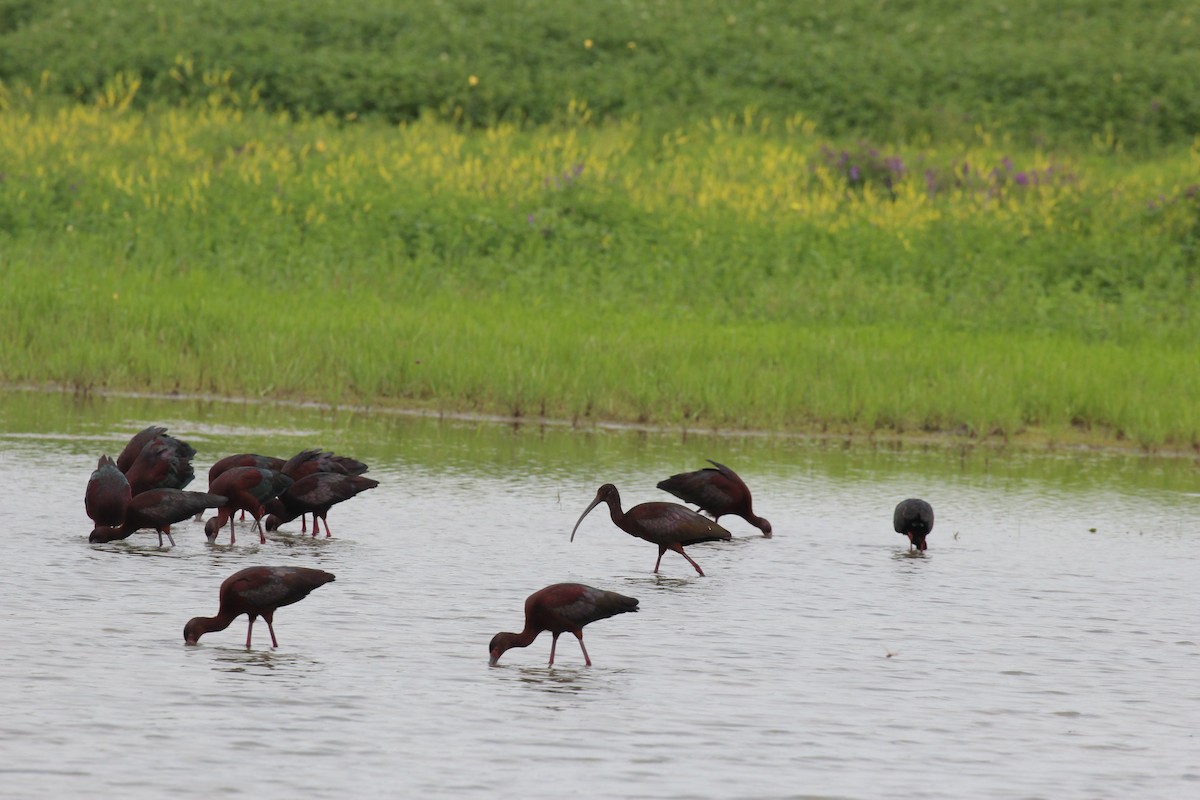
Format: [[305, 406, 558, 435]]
[[2, 86, 1199, 448]]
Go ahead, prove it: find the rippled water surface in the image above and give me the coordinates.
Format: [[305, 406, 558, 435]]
[[1, 391, 1198, 799]]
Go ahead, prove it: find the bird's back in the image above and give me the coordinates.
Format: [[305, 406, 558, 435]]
[[626, 501, 732, 545], [657, 464, 745, 516], [223, 566, 336, 612], [531, 583, 639, 631], [894, 498, 934, 535]]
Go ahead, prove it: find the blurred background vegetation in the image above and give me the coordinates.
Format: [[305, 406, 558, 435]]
[[1, 0, 1198, 150]]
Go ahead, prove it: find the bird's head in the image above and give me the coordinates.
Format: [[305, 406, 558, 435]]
[[570, 484, 618, 542], [909, 532, 929, 552], [183, 618, 204, 645], [203, 517, 222, 542], [88, 526, 118, 543], [755, 517, 773, 537], [488, 632, 516, 666], [263, 515, 282, 533]]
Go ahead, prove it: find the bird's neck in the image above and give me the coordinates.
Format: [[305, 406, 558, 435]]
[[197, 613, 237, 636], [507, 629, 542, 650], [602, 493, 626, 527]]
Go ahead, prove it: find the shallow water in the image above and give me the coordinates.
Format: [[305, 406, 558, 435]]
[[1, 390, 1198, 799]]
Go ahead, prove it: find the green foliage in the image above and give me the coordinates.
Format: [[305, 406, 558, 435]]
[[1, 0, 1199, 149]]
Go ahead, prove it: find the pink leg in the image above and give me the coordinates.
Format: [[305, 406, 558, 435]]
[[301, 514, 308, 533], [266, 619, 279, 648], [230, 514, 237, 545], [653, 546, 666, 573], [672, 543, 705, 576], [319, 514, 332, 538], [252, 512, 266, 544], [575, 632, 592, 666], [548, 632, 560, 666]]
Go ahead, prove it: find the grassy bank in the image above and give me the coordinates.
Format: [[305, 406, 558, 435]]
[[2, 88, 1199, 447], [1, 1, 1199, 150]]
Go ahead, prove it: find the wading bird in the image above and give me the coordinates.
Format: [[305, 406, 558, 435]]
[[89, 488, 226, 546], [183, 566, 335, 648], [280, 450, 370, 533], [894, 498, 934, 552], [656, 459, 772, 537], [203, 467, 293, 545], [488, 583, 638, 667], [123, 434, 196, 495], [571, 483, 731, 576], [85, 455, 131, 530], [263, 473, 379, 537]]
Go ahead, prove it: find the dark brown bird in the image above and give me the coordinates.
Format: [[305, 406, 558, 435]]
[[123, 434, 196, 496], [657, 459, 772, 537], [115, 425, 168, 473], [488, 583, 638, 666], [203, 467, 293, 545], [89, 489, 226, 546], [208, 453, 286, 484], [571, 484, 731, 576], [263, 473, 380, 537], [85, 455, 131, 530], [183, 566, 335, 648], [279, 450, 369, 532], [894, 498, 934, 552]]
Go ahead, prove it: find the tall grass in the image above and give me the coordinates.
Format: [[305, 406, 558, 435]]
[[1, 1, 1199, 149], [1, 80, 1199, 447]]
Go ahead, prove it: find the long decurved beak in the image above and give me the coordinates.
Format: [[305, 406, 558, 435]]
[[570, 496, 603, 542]]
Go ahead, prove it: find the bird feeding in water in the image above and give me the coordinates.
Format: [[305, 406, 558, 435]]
[[571, 483, 731, 576], [894, 498, 934, 552], [488, 583, 639, 667], [656, 459, 772, 537], [183, 566, 335, 648], [89, 488, 226, 547]]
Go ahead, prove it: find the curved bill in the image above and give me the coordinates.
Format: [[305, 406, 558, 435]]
[[570, 496, 604, 542]]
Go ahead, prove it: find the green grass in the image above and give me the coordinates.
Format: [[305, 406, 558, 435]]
[[2, 0, 1199, 150], [2, 91, 1199, 448]]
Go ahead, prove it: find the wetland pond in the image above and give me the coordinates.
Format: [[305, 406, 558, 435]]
[[1, 390, 1198, 799]]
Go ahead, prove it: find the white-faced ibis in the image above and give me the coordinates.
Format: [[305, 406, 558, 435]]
[[123, 434, 196, 495], [656, 459, 772, 537], [571, 483, 731, 577], [203, 467, 293, 545], [183, 566, 335, 648], [85, 455, 131, 530], [263, 473, 379, 537], [894, 498, 934, 552], [488, 583, 639, 667], [115, 425, 168, 473], [208, 453, 286, 484], [280, 450, 370, 533], [89, 489, 226, 546]]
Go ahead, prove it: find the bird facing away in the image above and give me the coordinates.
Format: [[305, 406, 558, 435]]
[[894, 498, 935, 552], [85, 455, 131, 530], [123, 434, 196, 496], [656, 459, 772, 537], [89, 489, 226, 546], [115, 426, 168, 474], [263, 473, 380, 537], [203, 467, 294, 545], [571, 483, 732, 577], [208, 453, 286, 485], [183, 566, 335, 648], [489, 583, 639, 667]]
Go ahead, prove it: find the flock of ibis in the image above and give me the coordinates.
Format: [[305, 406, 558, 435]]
[[85, 429, 935, 666]]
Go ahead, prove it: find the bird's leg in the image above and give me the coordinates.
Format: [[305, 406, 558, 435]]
[[301, 513, 308, 533], [320, 515, 332, 538], [252, 511, 266, 545], [266, 618, 279, 648], [245, 618, 255, 649], [574, 632, 592, 667], [671, 543, 706, 577], [653, 545, 667, 573], [548, 632, 560, 666]]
